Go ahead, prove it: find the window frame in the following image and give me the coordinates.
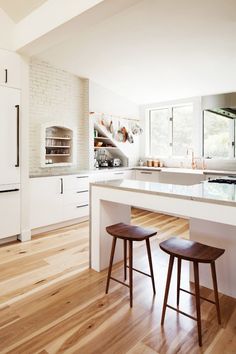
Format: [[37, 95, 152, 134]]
[[202, 111, 236, 159], [148, 103, 194, 158]]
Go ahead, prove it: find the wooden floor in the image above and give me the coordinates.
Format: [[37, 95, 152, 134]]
[[0, 209, 235, 353]]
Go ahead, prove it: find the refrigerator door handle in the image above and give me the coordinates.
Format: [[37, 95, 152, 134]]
[[15, 105, 20, 167], [5, 69, 8, 83]]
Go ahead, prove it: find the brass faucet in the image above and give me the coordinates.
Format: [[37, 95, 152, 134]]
[[187, 148, 196, 169]]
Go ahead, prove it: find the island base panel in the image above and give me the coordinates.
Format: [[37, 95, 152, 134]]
[[189, 218, 236, 298]]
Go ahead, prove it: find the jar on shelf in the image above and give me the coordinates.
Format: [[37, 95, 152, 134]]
[[153, 160, 159, 167]]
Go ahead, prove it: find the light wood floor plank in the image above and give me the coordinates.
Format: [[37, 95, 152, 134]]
[[0, 209, 235, 353]]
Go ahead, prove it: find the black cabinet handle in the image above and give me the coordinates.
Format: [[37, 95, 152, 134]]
[[0, 188, 19, 193], [76, 204, 88, 208], [15, 105, 20, 167], [76, 176, 89, 179], [5, 69, 8, 83], [60, 178, 64, 194], [76, 190, 88, 193], [140, 171, 152, 175]]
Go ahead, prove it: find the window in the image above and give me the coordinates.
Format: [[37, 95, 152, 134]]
[[149, 104, 193, 157], [203, 111, 235, 158]]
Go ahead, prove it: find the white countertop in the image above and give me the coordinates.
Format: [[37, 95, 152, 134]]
[[135, 166, 236, 176], [29, 166, 236, 178], [91, 179, 236, 207], [29, 167, 131, 178]]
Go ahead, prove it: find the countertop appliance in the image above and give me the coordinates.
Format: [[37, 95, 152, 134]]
[[208, 176, 236, 184], [112, 158, 122, 167]]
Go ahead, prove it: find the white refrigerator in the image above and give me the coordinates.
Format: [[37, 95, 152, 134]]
[[0, 86, 21, 239]]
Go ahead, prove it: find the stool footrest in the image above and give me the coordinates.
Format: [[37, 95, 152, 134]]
[[180, 288, 216, 305], [126, 265, 151, 278], [166, 304, 197, 321], [110, 277, 130, 288]]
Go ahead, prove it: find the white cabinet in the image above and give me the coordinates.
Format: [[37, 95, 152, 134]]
[[135, 170, 160, 182], [0, 49, 21, 89], [109, 170, 135, 180], [0, 190, 20, 239], [30, 175, 90, 229], [0, 86, 20, 185], [30, 177, 63, 229], [63, 175, 90, 220], [30, 170, 136, 230], [92, 169, 135, 182]]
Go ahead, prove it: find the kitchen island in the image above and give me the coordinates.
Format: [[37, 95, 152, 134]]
[[90, 179, 236, 298]]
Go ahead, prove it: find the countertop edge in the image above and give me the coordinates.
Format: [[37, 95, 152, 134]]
[[90, 181, 236, 207]]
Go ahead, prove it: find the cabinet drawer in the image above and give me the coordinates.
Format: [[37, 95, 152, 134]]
[[64, 204, 89, 220], [0, 190, 20, 239], [64, 190, 89, 206], [64, 175, 89, 191], [135, 170, 160, 182], [0, 50, 21, 89]]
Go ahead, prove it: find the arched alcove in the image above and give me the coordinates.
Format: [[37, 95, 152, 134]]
[[41, 124, 76, 167]]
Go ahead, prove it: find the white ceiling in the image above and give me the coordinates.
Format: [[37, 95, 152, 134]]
[[0, 0, 47, 22], [37, 0, 236, 104]]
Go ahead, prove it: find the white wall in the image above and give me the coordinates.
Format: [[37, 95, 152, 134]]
[[29, 59, 89, 174], [0, 9, 14, 50], [89, 80, 139, 118]]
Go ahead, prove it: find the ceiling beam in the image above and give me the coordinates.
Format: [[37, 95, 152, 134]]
[[14, 0, 105, 52], [15, 0, 142, 56]]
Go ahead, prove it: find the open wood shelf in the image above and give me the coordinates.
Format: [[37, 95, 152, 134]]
[[94, 137, 110, 140], [44, 126, 74, 167], [94, 147, 118, 150], [46, 136, 71, 140], [46, 154, 71, 156], [46, 146, 70, 148]]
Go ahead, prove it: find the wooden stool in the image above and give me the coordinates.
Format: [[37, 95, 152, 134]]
[[105, 223, 157, 307], [159, 237, 225, 346]]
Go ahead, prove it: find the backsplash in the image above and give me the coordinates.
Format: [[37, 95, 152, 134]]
[[29, 59, 89, 175]]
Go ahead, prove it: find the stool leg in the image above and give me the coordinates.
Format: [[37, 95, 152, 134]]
[[211, 261, 221, 325], [129, 240, 133, 307], [124, 239, 127, 281], [177, 258, 182, 306], [105, 237, 117, 294], [146, 238, 156, 295], [193, 261, 202, 347], [161, 255, 174, 325]]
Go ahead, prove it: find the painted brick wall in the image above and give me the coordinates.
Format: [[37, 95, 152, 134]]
[[29, 59, 89, 174]]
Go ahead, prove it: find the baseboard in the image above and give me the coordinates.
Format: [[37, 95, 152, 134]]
[[31, 216, 89, 236], [0, 236, 17, 245]]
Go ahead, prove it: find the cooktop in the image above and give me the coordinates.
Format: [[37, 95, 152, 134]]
[[208, 177, 236, 185]]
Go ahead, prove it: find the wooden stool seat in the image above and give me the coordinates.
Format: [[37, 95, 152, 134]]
[[160, 237, 225, 347], [160, 237, 224, 263], [106, 223, 157, 241], [105, 223, 157, 307]]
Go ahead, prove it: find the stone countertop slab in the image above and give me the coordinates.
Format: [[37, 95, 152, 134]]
[[91, 179, 236, 207], [29, 166, 236, 178], [29, 167, 132, 178], [135, 166, 236, 176]]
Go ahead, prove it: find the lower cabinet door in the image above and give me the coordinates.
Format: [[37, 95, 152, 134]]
[[30, 177, 63, 229], [0, 190, 20, 239]]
